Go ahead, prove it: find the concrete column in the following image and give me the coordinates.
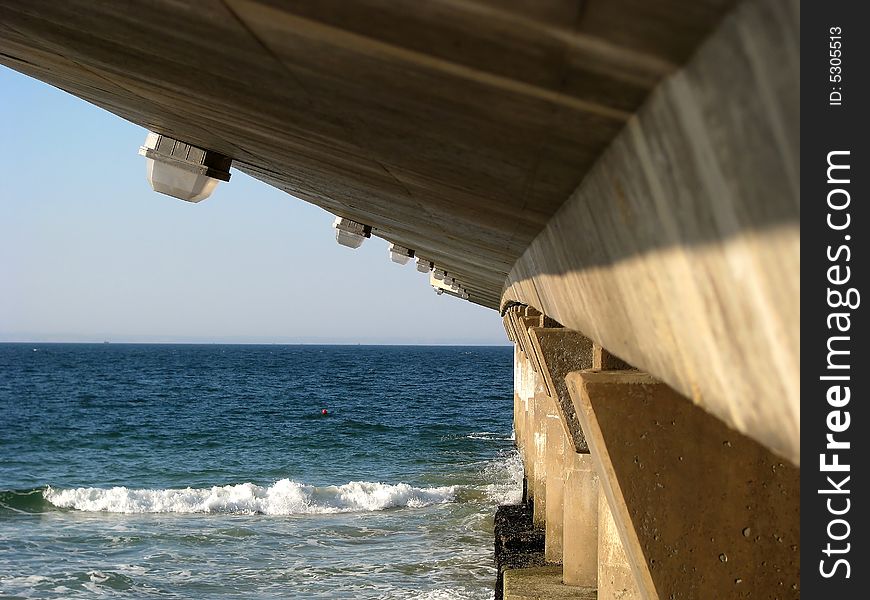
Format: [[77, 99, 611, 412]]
[[522, 356, 537, 504], [562, 452, 598, 586], [531, 383, 547, 526], [544, 402, 566, 562], [598, 489, 642, 600], [522, 326, 594, 534], [513, 344, 525, 456], [512, 324, 538, 505]]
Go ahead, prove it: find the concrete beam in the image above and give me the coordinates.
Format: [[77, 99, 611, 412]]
[[0, 0, 741, 311], [502, 0, 800, 465], [566, 370, 800, 599]]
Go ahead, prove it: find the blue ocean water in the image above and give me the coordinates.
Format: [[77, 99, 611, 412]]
[[0, 344, 519, 599]]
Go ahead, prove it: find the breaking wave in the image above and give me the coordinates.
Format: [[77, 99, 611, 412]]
[[482, 450, 523, 505], [36, 479, 456, 515]]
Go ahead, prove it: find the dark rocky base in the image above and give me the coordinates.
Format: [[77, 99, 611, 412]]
[[494, 502, 546, 600]]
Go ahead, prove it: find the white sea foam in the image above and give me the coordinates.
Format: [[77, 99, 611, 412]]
[[410, 588, 493, 600], [43, 479, 456, 515], [0, 575, 51, 586], [464, 431, 513, 441], [482, 450, 523, 505]]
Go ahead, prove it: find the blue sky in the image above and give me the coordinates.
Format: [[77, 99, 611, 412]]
[[0, 67, 507, 345]]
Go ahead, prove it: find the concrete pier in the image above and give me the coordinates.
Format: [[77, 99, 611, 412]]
[[0, 0, 799, 597], [499, 311, 800, 599]]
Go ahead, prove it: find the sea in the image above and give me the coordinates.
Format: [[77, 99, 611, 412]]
[[0, 343, 520, 599]]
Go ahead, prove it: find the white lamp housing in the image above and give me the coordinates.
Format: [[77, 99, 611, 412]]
[[388, 243, 414, 265], [429, 272, 470, 300], [138, 131, 231, 202], [433, 269, 446, 281], [333, 217, 372, 249], [416, 258, 433, 273]]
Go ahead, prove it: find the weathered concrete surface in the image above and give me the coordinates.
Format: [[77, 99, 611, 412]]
[[598, 488, 643, 600], [562, 453, 598, 587], [511, 310, 540, 505], [527, 327, 594, 453], [502, 0, 800, 466], [544, 410, 567, 562], [531, 387, 549, 527], [494, 504, 546, 600], [507, 310, 552, 526], [567, 370, 800, 600], [503, 566, 597, 600]]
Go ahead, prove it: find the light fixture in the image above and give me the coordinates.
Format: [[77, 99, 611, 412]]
[[388, 243, 414, 265], [429, 272, 468, 300], [138, 131, 231, 202], [416, 257, 433, 273], [333, 217, 372, 249], [433, 269, 446, 281]]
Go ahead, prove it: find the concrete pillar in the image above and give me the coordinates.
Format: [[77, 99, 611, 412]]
[[531, 384, 547, 526], [598, 489, 642, 600], [511, 320, 538, 505], [544, 403, 566, 562], [562, 452, 598, 586], [526, 327, 593, 455], [521, 326, 594, 537], [523, 362, 537, 504], [513, 344, 525, 456]]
